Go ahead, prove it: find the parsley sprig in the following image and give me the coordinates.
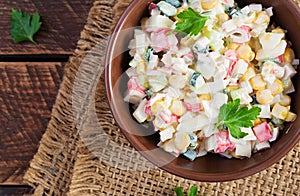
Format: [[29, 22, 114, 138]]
[[174, 186, 198, 196], [215, 99, 261, 139], [10, 8, 42, 44], [175, 8, 209, 36]]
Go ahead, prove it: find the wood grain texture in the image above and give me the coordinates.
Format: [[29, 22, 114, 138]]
[[0, 62, 64, 184], [0, 0, 94, 55]]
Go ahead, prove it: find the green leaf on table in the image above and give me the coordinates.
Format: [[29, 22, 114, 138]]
[[188, 186, 198, 196], [174, 187, 184, 196], [175, 8, 209, 36], [10, 8, 42, 44], [215, 99, 261, 139]]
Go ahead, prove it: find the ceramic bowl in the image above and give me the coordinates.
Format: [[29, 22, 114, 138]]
[[105, 0, 300, 181]]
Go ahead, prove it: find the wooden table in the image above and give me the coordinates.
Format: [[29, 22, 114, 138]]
[[0, 1, 94, 194]]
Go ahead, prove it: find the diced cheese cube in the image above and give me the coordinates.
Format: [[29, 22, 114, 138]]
[[257, 104, 271, 118], [253, 122, 273, 143], [196, 54, 216, 79], [177, 114, 209, 133], [125, 67, 137, 78], [256, 40, 287, 60], [233, 59, 249, 77], [259, 33, 284, 51], [240, 80, 253, 94], [164, 87, 184, 99], [235, 141, 252, 157], [205, 134, 217, 152], [133, 99, 148, 123], [148, 75, 168, 92], [160, 125, 176, 142], [147, 54, 159, 70], [271, 103, 289, 120], [153, 116, 169, 130], [222, 20, 237, 33], [157, 1, 177, 16], [255, 141, 270, 152], [145, 15, 174, 31], [249, 4, 262, 12], [269, 127, 279, 142], [241, 127, 257, 141], [212, 92, 228, 109], [231, 88, 253, 105], [283, 63, 297, 79], [285, 111, 297, 122]]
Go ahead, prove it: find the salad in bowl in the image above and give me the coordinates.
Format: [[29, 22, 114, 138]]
[[124, 0, 298, 160]]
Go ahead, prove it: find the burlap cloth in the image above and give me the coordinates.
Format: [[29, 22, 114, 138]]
[[23, 0, 300, 195]]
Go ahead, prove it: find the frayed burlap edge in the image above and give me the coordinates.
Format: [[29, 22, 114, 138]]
[[24, 0, 300, 195], [23, 0, 118, 195]]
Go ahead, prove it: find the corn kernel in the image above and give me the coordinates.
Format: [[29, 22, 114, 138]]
[[217, 13, 230, 23], [279, 94, 291, 106], [285, 111, 297, 122], [271, 103, 289, 120], [136, 61, 146, 74], [245, 12, 256, 24], [256, 89, 274, 104], [250, 74, 266, 90], [283, 48, 295, 64], [227, 42, 240, 50], [254, 118, 262, 125], [152, 100, 166, 115], [237, 44, 253, 60], [272, 27, 285, 35], [201, 0, 218, 10], [170, 100, 186, 116], [241, 66, 256, 81], [174, 133, 191, 152], [226, 85, 239, 91], [254, 11, 270, 25], [198, 94, 211, 100], [268, 79, 284, 96]]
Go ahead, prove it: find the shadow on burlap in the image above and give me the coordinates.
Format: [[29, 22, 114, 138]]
[[24, 0, 300, 195]]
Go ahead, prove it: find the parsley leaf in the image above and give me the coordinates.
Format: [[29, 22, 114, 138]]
[[174, 187, 184, 196], [188, 186, 198, 196], [216, 99, 261, 139], [10, 8, 42, 44], [175, 8, 209, 36], [174, 186, 198, 196]]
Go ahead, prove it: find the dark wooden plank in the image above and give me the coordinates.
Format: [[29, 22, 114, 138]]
[[0, 0, 94, 55], [0, 185, 32, 196], [0, 62, 64, 185]]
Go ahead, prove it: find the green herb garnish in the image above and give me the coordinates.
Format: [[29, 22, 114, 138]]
[[215, 99, 261, 139], [174, 186, 198, 196], [174, 187, 184, 196], [10, 8, 42, 44], [188, 186, 198, 196], [175, 8, 209, 36]]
